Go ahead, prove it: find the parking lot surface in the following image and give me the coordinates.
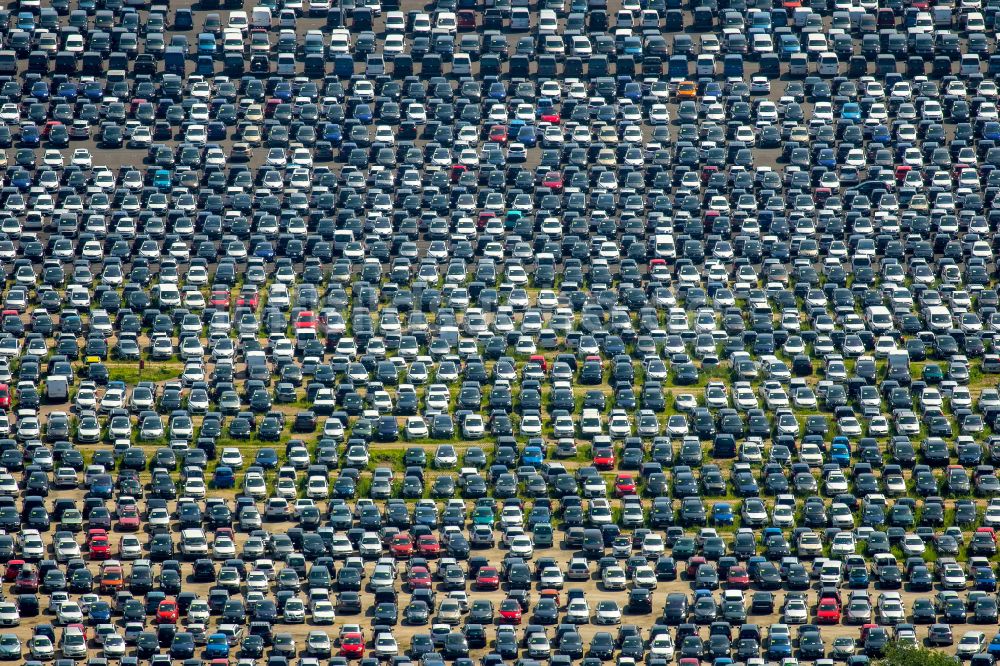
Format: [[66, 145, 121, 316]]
[[4, 0, 1000, 665]]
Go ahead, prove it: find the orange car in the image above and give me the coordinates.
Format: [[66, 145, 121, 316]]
[[99, 565, 124, 593], [677, 81, 697, 98]]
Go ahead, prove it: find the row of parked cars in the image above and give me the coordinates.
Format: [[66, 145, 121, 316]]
[[5, 0, 1000, 664]]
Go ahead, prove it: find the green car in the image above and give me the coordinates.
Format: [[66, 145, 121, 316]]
[[0, 634, 20, 660], [922, 364, 944, 383], [472, 507, 494, 526], [59, 509, 84, 532]]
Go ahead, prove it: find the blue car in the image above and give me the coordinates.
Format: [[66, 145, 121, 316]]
[[205, 634, 229, 659], [831, 442, 851, 466], [213, 466, 235, 489], [20, 125, 39, 147], [841, 102, 861, 121], [254, 241, 275, 259], [516, 124, 537, 147], [16, 12, 34, 31], [848, 566, 870, 588], [871, 124, 891, 142], [712, 503, 734, 526], [487, 81, 506, 100], [83, 81, 103, 101], [767, 635, 792, 659], [779, 34, 800, 57], [9, 169, 30, 189], [975, 566, 997, 591], [254, 448, 278, 469], [987, 634, 1000, 657], [30, 82, 49, 101], [197, 32, 217, 56], [273, 82, 293, 101], [88, 601, 112, 624], [323, 123, 343, 144], [57, 82, 79, 100], [521, 446, 543, 466]]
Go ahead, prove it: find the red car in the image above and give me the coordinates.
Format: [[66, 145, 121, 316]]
[[539, 110, 560, 124], [0, 384, 10, 409], [542, 171, 563, 191], [614, 474, 636, 497], [236, 288, 259, 308], [476, 567, 500, 591], [15, 565, 38, 592], [210, 290, 230, 309], [488, 125, 508, 143], [686, 556, 707, 579], [294, 311, 316, 329], [156, 599, 179, 624], [340, 632, 364, 658], [498, 598, 523, 624], [817, 597, 842, 624], [117, 506, 140, 531], [726, 566, 750, 589], [592, 447, 616, 470], [391, 534, 414, 558], [408, 566, 431, 590], [417, 535, 440, 557], [457, 9, 476, 30], [89, 533, 111, 560], [3, 560, 24, 582]]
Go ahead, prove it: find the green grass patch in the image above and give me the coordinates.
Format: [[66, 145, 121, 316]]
[[370, 448, 407, 471], [356, 474, 373, 499], [105, 362, 184, 384]]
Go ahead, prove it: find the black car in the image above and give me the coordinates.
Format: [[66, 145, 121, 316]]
[[404, 600, 430, 625]]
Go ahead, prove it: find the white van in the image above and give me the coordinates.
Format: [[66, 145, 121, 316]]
[[366, 55, 385, 76], [180, 528, 208, 556], [654, 234, 676, 259], [696, 54, 715, 76], [250, 6, 273, 29], [818, 52, 839, 76], [276, 53, 296, 76], [960, 53, 981, 75], [452, 53, 472, 75], [510, 7, 530, 30]]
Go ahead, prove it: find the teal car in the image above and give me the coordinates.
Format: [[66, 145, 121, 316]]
[[472, 507, 494, 526]]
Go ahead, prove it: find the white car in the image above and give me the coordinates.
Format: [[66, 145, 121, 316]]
[[306, 476, 330, 500], [595, 600, 622, 625], [650, 634, 675, 660], [71, 149, 93, 168], [957, 632, 987, 658], [119, 535, 142, 559], [103, 634, 127, 658], [602, 566, 627, 591], [57, 602, 84, 625], [539, 567, 564, 589], [830, 532, 857, 558], [771, 504, 795, 528], [566, 599, 590, 623], [633, 566, 657, 589], [783, 597, 809, 624], [312, 601, 336, 624], [901, 535, 926, 557], [374, 633, 398, 659], [509, 536, 534, 558], [212, 537, 237, 559], [283, 599, 306, 623], [0, 602, 19, 626]]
